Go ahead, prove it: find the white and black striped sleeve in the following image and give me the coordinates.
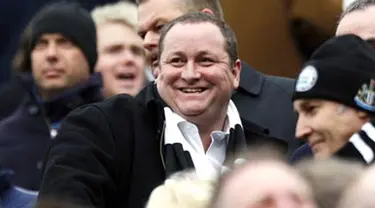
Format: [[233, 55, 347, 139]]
[[335, 121, 375, 165]]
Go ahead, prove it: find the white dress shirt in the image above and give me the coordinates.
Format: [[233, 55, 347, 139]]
[[163, 100, 242, 179]]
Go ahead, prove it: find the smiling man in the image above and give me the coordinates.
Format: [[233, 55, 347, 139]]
[[36, 12, 286, 208], [136, 0, 299, 157], [291, 34, 375, 164]]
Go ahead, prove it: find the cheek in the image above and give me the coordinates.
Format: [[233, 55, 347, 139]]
[[30, 55, 44, 78], [158, 68, 180, 84], [96, 55, 113, 72], [135, 57, 146, 72], [206, 70, 235, 89], [69, 53, 90, 77]]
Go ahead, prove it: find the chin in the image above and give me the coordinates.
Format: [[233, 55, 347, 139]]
[[313, 150, 331, 159], [177, 108, 206, 117]]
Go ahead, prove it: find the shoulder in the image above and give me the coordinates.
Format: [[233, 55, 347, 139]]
[[264, 75, 295, 96], [335, 121, 375, 165], [89, 94, 146, 117], [241, 118, 288, 154]]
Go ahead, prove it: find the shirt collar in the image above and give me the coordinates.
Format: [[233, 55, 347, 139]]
[[167, 100, 242, 141]]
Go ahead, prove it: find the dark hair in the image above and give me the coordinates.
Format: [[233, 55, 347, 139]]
[[158, 12, 238, 66], [136, 0, 224, 20], [13, 24, 33, 73], [340, 0, 375, 21]]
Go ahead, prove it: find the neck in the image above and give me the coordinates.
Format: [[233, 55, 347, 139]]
[[194, 108, 228, 152], [38, 88, 67, 102]]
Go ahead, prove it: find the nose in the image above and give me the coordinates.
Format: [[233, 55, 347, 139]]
[[295, 115, 312, 140], [46, 43, 58, 62], [181, 62, 200, 83], [143, 31, 159, 52], [121, 49, 136, 66]]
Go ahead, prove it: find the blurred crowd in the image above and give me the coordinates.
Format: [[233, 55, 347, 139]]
[[1, 0, 375, 207]]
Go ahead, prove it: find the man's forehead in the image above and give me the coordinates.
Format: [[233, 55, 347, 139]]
[[166, 22, 222, 40], [37, 33, 70, 42], [162, 23, 225, 51], [337, 6, 375, 39], [293, 99, 324, 109], [138, 0, 184, 32]]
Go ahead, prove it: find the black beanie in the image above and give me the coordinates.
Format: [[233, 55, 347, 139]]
[[293, 34, 375, 113], [29, 1, 97, 73]]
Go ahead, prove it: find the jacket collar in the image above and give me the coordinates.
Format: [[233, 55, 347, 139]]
[[0, 168, 12, 197], [238, 61, 265, 96], [17, 72, 103, 122]]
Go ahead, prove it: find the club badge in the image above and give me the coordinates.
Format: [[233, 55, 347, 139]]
[[354, 79, 375, 112]]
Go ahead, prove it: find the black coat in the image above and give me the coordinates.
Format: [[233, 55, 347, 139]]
[[0, 73, 103, 190], [37, 86, 287, 208], [233, 62, 300, 155]]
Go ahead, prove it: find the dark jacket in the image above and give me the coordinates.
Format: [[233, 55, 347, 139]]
[[37, 85, 287, 208], [139, 62, 300, 156], [0, 77, 27, 120], [0, 73, 103, 190], [233, 62, 299, 155], [0, 166, 37, 208], [291, 121, 375, 164]]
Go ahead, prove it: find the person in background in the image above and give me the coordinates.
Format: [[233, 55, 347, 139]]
[[212, 159, 317, 208], [296, 158, 364, 208], [291, 34, 375, 164], [0, 1, 103, 190], [0, 0, 119, 120], [146, 170, 216, 208], [337, 163, 375, 208], [92, 1, 149, 97], [292, 0, 375, 163]]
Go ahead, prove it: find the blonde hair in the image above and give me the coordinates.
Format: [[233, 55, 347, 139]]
[[146, 170, 217, 208], [296, 158, 364, 208], [91, 1, 138, 29]]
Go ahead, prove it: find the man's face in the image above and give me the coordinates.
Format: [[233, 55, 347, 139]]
[[31, 33, 90, 98], [157, 22, 240, 123], [138, 0, 185, 77], [336, 6, 375, 40], [217, 162, 316, 208], [294, 99, 365, 158], [96, 22, 146, 97]]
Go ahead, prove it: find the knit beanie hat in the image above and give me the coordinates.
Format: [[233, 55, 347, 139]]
[[293, 34, 375, 113], [28, 1, 97, 73]]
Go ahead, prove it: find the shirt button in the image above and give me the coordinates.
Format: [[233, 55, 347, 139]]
[[28, 105, 39, 116], [36, 161, 43, 170], [50, 129, 58, 139]]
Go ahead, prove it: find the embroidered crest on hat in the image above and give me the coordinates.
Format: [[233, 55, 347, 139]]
[[296, 65, 318, 92], [354, 79, 375, 112]]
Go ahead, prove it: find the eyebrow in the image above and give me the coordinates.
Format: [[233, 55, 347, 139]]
[[138, 18, 168, 36]]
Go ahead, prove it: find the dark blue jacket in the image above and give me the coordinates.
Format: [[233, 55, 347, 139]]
[[0, 73, 103, 190], [0, 166, 37, 208]]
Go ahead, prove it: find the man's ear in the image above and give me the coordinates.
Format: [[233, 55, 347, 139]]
[[201, 8, 214, 16], [356, 110, 371, 121], [232, 59, 241, 89]]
